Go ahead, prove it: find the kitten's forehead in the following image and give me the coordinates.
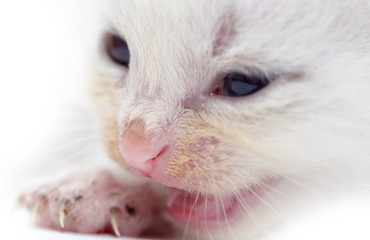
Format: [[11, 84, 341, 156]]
[[111, 0, 342, 52], [109, 0, 369, 102]]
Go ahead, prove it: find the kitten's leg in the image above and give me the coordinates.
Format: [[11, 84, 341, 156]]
[[19, 170, 172, 237]]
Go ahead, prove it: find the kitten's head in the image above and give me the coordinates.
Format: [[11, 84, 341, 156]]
[[91, 0, 370, 237]]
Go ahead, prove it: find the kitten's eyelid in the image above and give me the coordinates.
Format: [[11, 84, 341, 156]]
[[206, 67, 276, 97], [105, 24, 125, 38], [211, 56, 281, 82], [106, 29, 128, 43]]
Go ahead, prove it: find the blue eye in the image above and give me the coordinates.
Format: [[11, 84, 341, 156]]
[[107, 34, 130, 67], [221, 72, 270, 97]]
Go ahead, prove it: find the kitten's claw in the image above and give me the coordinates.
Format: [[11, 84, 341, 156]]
[[110, 207, 122, 237], [59, 207, 67, 229], [32, 201, 42, 224]]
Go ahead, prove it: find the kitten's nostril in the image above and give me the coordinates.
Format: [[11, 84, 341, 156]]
[[154, 145, 168, 160], [119, 128, 168, 177]]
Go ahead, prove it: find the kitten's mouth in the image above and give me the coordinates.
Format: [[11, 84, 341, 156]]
[[165, 188, 239, 226], [165, 180, 272, 226]]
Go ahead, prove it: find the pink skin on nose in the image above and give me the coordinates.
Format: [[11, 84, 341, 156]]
[[119, 129, 167, 177]]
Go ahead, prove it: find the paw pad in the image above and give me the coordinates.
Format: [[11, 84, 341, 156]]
[[19, 170, 172, 237]]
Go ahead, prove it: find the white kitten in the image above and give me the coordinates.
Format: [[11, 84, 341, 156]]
[[20, 0, 370, 239]]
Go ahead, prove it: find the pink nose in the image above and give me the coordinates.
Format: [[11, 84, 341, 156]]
[[119, 120, 167, 177]]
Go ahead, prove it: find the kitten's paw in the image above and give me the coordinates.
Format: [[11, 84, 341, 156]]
[[19, 170, 170, 237]]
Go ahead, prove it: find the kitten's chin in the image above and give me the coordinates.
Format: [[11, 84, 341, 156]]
[[164, 178, 277, 228]]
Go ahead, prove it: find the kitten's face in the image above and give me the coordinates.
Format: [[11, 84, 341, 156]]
[[92, 0, 370, 237]]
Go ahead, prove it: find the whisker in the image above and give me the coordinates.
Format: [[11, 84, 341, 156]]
[[214, 192, 221, 229], [248, 187, 290, 224], [218, 193, 237, 240], [180, 191, 190, 240], [257, 178, 317, 209], [204, 195, 215, 240], [45, 126, 95, 134], [230, 184, 274, 240], [40, 144, 99, 174], [182, 191, 200, 240], [195, 191, 200, 240], [42, 135, 96, 154], [183, 191, 189, 219], [283, 175, 332, 203]]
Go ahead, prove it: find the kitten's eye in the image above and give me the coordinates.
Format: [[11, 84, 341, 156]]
[[221, 72, 270, 97], [106, 34, 130, 67]]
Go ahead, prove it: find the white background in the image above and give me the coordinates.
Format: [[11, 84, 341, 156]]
[[0, 0, 86, 193], [0, 1, 121, 239], [0, 1, 370, 240]]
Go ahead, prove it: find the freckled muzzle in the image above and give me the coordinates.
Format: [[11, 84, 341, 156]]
[[118, 111, 244, 194], [118, 113, 279, 229], [118, 118, 234, 193]]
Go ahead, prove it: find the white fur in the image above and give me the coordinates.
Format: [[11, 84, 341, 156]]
[[15, 0, 370, 239], [90, 0, 370, 239]]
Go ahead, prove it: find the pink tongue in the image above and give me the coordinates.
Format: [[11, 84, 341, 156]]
[[166, 188, 237, 225]]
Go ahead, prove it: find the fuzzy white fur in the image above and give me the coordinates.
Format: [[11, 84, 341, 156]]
[[16, 0, 370, 239], [90, 0, 370, 239]]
